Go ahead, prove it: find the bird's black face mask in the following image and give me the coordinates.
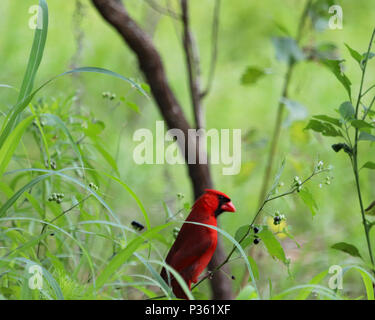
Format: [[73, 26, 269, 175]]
[[214, 195, 231, 217]]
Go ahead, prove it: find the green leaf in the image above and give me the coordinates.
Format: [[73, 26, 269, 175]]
[[331, 242, 362, 259], [338, 101, 355, 120], [321, 59, 352, 99], [84, 121, 105, 137], [315, 42, 338, 60], [234, 225, 252, 250], [234, 225, 249, 242], [358, 269, 375, 300], [359, 131, 375, 141], [258, 226, 288, 264], [351, 119, 373, 129], [299, 188, 318, 217], [17, 0, 48, 102], [240, 67, 266, 86], [345, 43, 363, 65], [268, 159, 285, 197], [125, 101, 140, 113], [0, 116, 34, 177], [362, 161, 375, 170], [295, 270, 328, 300], [361, 52, 375, 69], [272, 37, 305, 63], [305, 119, 342, 137], [248, 256, 259, 280], [94, 142, 120, 177], [313, 115, 342, 127]]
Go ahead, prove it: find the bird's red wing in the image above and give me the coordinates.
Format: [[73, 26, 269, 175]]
[[164, 222, 212, 267], [167, 234, 213, 272]]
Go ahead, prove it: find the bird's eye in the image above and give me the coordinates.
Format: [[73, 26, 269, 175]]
[[218, 195, 230, 202]]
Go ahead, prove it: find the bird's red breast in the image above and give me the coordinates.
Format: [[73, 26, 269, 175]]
[[160, 189, 236, 299]]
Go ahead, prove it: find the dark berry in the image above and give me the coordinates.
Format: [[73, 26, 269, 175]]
[[253, 238, 260, 245], [273, 216, 281, 225], [253, 227, 259, 234]]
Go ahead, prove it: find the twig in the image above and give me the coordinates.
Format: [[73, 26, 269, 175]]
[[180, 0, 203, 129], [36, 194, 91, 257], [201, 0, 221, 99], [144, 0, 181, 20]]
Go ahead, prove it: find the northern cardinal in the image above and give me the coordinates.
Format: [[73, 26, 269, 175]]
[[160, 189, 236, 299]]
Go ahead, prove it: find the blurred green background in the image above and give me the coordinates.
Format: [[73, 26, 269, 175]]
[[1, 0, 375, 299]]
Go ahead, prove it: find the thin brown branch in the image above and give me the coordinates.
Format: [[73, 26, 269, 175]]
[[201, 0, 221, 99], [180, 0, 203, 129], [144, 0, 181, 20]]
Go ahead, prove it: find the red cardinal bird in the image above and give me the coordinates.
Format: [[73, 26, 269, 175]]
[[160, 189, 236, 299]]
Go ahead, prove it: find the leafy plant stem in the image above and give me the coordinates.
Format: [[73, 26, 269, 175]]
[[351, 27, 375, 273]]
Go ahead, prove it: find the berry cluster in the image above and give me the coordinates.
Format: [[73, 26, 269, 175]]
[[273, 211, 286, 225], [292, 176, 302, 192], [253, 226, 260, 244], [173, 227, 180, 239], [89, 182, 99, 191], [102, 91, 116, 100], [48, 193, 64, 204]]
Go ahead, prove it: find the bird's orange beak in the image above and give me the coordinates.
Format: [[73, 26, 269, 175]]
[[220, 201, 236, 213]]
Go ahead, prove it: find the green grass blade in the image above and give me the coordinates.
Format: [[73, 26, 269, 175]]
[[272, 284, 339, 300], [100, 172, 151, 230], [134, 253, 174, 298], [148, 260, 194, 300], [17, 0, 48, 102], [0, 115, 34, 177], [94, 223, 171, 291], [343, 265, 375, 300], [16, 257, 64, 300], [1, 217, 95, 290], [295, 270, 328, 300], [1, 168, 124, 237], [42, 113, 84, 169]]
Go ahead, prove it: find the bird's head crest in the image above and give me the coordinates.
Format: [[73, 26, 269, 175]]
[[193, 189, 236, 217]]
